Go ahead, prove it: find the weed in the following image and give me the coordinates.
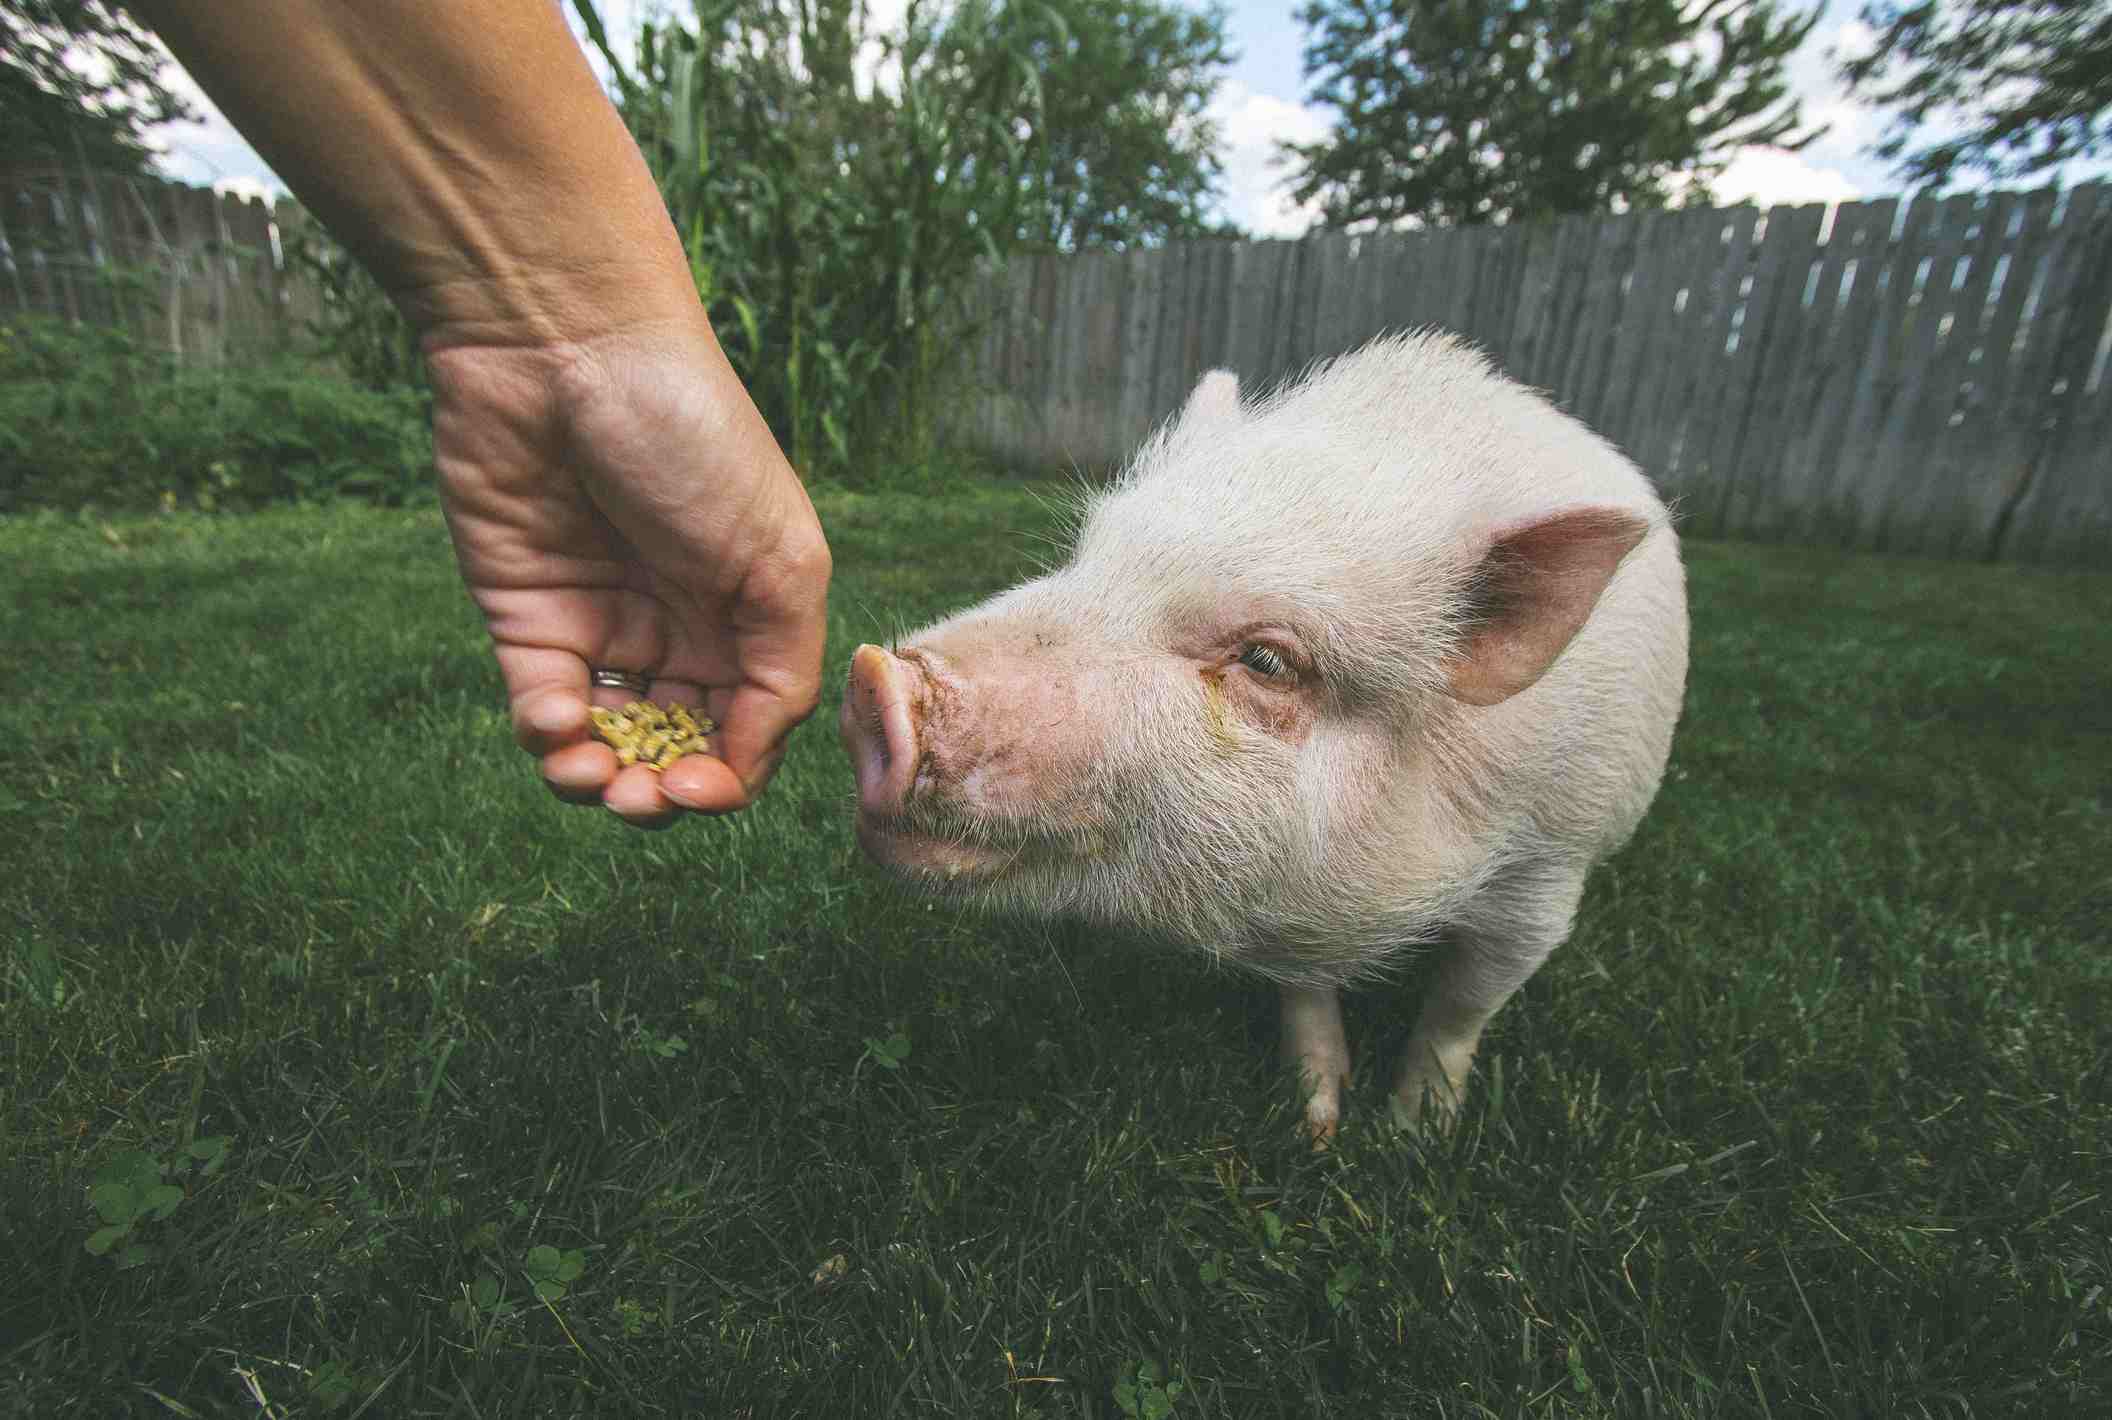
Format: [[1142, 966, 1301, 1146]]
[[83, 1138, 231, 1268], [1112, 1357, 1184, 1418], [523, 1244, 586, 1301]]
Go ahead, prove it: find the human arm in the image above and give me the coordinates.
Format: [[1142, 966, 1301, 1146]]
[[132, 0, 831, 821]]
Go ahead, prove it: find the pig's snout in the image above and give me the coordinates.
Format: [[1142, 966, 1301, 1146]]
[[841, 643, 922, 816]]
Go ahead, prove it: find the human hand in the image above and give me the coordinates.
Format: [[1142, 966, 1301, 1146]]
[[425, 317, 831, 827]]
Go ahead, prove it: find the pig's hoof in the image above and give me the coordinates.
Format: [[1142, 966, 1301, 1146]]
[[1300, 1105, 1341, 1151], [1389, 1079, 1464, 1135]]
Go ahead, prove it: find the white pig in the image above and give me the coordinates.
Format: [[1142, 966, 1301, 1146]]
[[841, 331, 1687, 1137]]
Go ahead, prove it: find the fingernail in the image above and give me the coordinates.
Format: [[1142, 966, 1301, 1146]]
[[659, 770, 705, 809]]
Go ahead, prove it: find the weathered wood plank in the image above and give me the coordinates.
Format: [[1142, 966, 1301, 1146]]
[[1827, 194, 1940, 551], [8, 177, 67, 320], [1551, 214, 1619, 422], [1905, 191, 2017, 557], [1690, 207, 1776, 536], [1501, 219, 1565, 385], [1568, 209, 1644, 433], [1993, 186, 2112, 563], [1597, 208, 1683, 457], [1760, 202, 1858, 534], [1792, 196, 1900, 544], [1631, 208, 1738, 499], [1861, 192, 1978, 552], [1722, 202, 1827, 541], [1947, 186, 2060, 559]]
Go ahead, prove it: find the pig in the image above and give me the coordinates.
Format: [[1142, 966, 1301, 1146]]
[[840, 331, 1687, 1138]]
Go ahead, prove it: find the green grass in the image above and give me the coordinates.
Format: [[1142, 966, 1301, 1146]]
[[2, 485, 2108, 1417]]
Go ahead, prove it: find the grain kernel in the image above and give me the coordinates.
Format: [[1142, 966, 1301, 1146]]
[[587, 698, 718, 772]]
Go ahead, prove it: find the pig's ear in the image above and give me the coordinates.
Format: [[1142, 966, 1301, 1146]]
[[1178, 370, 1241, 432], [1443, 507, 1652, 707]]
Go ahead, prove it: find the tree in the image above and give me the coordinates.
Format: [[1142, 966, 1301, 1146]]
[[1287, 0, 1823, 229], [1, 1, 194, 174], [1006, 0, 1233, 250], [1838, 1, 2112, 189]]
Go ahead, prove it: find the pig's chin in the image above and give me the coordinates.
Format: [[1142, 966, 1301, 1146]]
[[853, 811, 1033, 887]]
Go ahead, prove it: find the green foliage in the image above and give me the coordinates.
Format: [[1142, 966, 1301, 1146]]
[[574, 0, 1230, 483], [860, 1029, 912, 1071], [1004, 0, 1235, 250], [523, 1243, 587, 1301], [1289, 0, 1823, 227], [451, 1273, 514, 1332], [630, 1024, 691, 1058], [84, 1151, 183, 1267], [1112, 1356, 1184, 1417], [1839, 1, 2112, 188], [6, 940, 72, 1009], [84, 1138, 232, 1268], [0, 316, 431, 513], [1, 1, 194, 174]]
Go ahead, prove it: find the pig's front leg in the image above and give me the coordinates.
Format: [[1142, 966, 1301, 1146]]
[[1280, 982, 1352, 1142], [1393, 860, 1589, 1129]]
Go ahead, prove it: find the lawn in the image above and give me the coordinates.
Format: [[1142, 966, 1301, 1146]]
[[2, 482, 2107, 1417]]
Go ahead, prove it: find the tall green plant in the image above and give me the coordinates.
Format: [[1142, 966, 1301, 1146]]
[[572, 0, 1229, 482], [576, 0, 1035, 478]]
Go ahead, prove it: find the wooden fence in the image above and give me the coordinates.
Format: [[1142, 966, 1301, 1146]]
[[8, 171, 2108, 563], [1, 168, 320, 365], [959, 183, 2112, 565]]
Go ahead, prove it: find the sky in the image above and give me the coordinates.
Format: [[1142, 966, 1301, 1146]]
[[151, 0, 2105, 233]]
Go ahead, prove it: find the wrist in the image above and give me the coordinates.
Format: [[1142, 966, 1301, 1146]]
[[405, 251, 705, 357], [421, 310, 772, 497]]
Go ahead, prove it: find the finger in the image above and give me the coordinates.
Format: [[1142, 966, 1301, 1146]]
[[633, 675, 745, 813], [712, 679, 819, 800], [542, 739, 618, 802], [709, 506, 830, 797], [658, 752, 750, 815], [601, 763, 681, 828], [498, 644, 592, 755], [544, 742, 695, 828], [712, 595, 829, 798]]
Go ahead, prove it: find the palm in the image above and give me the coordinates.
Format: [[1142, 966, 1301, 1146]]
[[426, 329, 830, 824]]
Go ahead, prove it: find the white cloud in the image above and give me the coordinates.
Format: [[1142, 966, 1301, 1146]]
[[148, 56, 284, 197], [1709, 147, 1864, 208], [1208, 80, 1329, 238]]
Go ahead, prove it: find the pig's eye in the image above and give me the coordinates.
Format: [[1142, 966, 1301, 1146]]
[[1237, 644, 1293, 682]]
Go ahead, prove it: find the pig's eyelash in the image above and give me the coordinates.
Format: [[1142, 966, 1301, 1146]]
[[1237, 644, 1293, 680]]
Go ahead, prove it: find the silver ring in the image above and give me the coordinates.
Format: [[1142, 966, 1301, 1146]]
[[590, 668, 652, 694]]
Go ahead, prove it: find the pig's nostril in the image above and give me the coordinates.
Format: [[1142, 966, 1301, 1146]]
[[861, 704, 891, 768]]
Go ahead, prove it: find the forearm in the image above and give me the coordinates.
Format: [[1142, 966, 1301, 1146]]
[[134, 0, 695, 348]]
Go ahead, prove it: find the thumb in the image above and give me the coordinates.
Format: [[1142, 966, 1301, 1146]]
[[715, 510, 832, 797]]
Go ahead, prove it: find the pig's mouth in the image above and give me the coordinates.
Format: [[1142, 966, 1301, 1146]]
[[852, 805, 1055, 886]]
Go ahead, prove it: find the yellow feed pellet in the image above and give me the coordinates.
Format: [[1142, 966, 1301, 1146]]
[[588, 699, 716, 770]]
